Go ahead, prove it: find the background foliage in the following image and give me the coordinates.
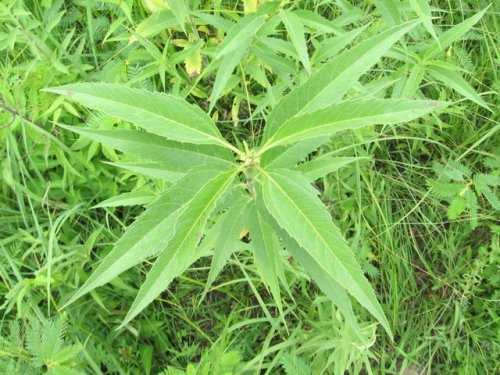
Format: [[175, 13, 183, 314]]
[[0, 0, 498, 374]]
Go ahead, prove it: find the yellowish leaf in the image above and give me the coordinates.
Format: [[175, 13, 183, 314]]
[[231, 97, 241, 127], [142, 0, 169, 13], [244, 0, 258, 13], [198, 25, 211, 35], [172, 39, 188, 48], [239, 229, 249, 241], [185, 47, 202, 78]]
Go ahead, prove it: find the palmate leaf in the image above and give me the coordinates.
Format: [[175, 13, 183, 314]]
[[64, 167, 231, 307], [262, 20, 421, 142], [260, 168, 391, 336], [45, 83, 233, 149], [121, 168, 238, 327], [46, 10, 450, 333], [263, 99, 445, 149]]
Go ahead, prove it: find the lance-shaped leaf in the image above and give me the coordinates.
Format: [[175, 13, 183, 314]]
[[262, 137, 329, 169], [200, 193, 250, 296], [427, 65, 491, 111], [45, 83, 231, 148], [312, 24, 368, 64], [59, 125, 235, 169], [191, 12, 234, 32], [276, 225, 365, 340], [262, 20, 421, 141], [409, 0, 438, 43], [166, 0, 187, 32], [209, 41, 249, 112], [399, 63, 426, 98], [261, 168, 391, 336], [293, 9, 343, 35], [214, 12, 265, 59], [93, 191, 157, 208], [120, 168, 237, 327], [64, 167, 230, 306], [373, 0, 401, 27], [264, 99, 444, 149], [130, 10, 176, 42], [296, 156, 370, 181], [208, 12, 266, 111], [423, 8, 488, 59], [280, 10, 311, 74], [247, 200, 285, 314]]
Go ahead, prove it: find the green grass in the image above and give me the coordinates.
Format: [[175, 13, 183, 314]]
[[1, 0, 498, 374]]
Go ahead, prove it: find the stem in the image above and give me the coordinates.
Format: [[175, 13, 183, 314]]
[[0, 96, 19, 129], [220, 139, 245, 158], [255, 137, 280, 158]]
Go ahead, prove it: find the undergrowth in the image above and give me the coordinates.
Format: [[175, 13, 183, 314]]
[[0, 0, 498, 374]]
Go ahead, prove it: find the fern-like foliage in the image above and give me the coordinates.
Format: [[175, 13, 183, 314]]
[[475, 173, 500, 210], [158, 367, 186, 375], [92, 16, 111, 41], [429, 159, 499, 228], [158, 349, 242, 375], [280, 353, 313, 375], [0, 314, 83, 374], [452, 45, 476, 73]]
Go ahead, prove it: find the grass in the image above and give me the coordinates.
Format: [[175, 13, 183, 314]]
[[1, 0, 498, 374]]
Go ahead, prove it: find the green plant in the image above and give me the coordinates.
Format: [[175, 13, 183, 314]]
[[279, 352, 313, 375], [428, 158, 499, 228], [44, 19, 448, 336], [374, 4, 491, 109], [1, 0, 498, 374], [0, 314, 82, 374]]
